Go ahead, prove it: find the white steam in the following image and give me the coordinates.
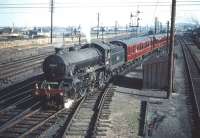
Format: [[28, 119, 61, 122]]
[[81, 23, 91, 43], [64, 99, 74, 109]]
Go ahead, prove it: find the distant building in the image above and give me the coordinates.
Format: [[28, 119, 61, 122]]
[[0, 27, 22, 40], [0, 27, 12, 34]]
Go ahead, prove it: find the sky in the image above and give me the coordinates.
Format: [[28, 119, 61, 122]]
[[0, 0, 200, 27]]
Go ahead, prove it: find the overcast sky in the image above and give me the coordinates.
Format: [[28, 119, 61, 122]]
[[0, 0, 200, 27]]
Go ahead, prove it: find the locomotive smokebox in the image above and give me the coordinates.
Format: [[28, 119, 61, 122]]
[[43, 55, 66, 81], [55, 47, 63, 54]]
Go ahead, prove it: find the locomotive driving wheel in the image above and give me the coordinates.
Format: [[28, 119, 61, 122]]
[[58, 81, 75, 108], [78, 87, 87, 97], [89, 84, 95, 93], [69, 87, 79, 100]]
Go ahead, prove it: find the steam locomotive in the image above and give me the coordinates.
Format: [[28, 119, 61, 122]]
[[34, 34, 168, 108]]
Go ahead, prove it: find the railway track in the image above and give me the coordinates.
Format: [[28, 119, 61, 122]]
[[0, 105, 57, 138], [0, 52, 53, 82], [179, 36, 200, 137], [0, 75, 43, 109], [0, 83, 113, 138], [52, 85, 114, 138], [0, 101, 40, 133], [0, 76, 46, 138], [0, 93, 70, 138], [0, 51, 53, 66]]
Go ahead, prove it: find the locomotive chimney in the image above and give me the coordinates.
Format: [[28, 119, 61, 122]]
[[55, 47, 63, 54]]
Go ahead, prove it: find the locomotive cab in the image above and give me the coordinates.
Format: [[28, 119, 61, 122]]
[[88, 42, 111, 67]]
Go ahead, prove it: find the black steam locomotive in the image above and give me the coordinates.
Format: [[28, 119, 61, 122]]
[[34, 34, 167, 108], [35, 41, 125, 107]]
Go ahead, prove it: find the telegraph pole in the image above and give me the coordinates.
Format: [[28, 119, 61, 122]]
[[160, 22, 162, 33], [168, 0, 176, 98], [154, 17, 158, 34], [97, 12, 100, 38], [157, 21, 160, 33], [50, 0, 54, 44], [136, 17, 140, 35], [101, 27, 104, 40]]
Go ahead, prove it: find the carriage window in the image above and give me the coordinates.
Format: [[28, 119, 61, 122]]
[[131, 46, 134, 53], [128, 47, 131, 54]]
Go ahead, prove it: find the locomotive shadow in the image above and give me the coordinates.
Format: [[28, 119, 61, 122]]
[[132, 68, 143, 73], [113, 75, 143, 90]]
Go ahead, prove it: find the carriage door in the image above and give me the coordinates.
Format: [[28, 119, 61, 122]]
[[152, 37, 155, 51]]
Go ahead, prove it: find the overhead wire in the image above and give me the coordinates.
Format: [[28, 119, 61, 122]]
[[1, 4, 200, 9], [0, 3, 48, 5], [1, 1, 200, 8], [1, 1, 200, 5], [0, 1, 199, 17]]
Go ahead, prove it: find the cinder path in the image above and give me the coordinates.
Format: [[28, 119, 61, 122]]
[[145, 40, 192, 138]]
